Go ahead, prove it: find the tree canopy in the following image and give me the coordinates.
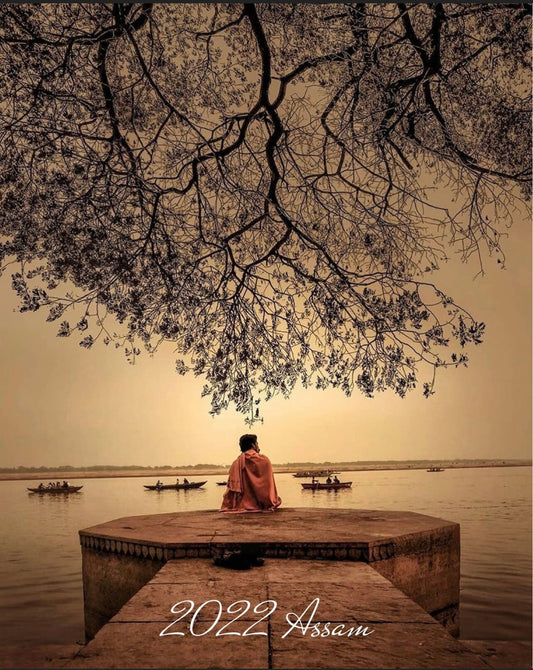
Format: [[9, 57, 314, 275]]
[[0, 3, 530, 421]]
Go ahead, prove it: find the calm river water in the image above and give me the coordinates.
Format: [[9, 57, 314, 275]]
[[0, 466, 530, 647]]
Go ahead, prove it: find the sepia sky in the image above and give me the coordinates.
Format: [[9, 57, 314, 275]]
[[0, 212, 530, 468], [0, 5, 531, 470]]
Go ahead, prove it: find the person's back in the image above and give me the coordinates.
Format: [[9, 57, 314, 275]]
[[221, 434, 281, 513]]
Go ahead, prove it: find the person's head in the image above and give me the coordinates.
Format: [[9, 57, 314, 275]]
[[239, 434, 258, 452]]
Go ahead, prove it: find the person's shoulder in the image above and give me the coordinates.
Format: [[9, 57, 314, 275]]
[[245, 449, 269, 461]]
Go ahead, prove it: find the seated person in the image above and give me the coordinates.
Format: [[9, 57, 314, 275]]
[[326, 476, 332, 484], [221, 434, 281, 513], [333, 475, 340, 483], [183, 478, 189, 485]]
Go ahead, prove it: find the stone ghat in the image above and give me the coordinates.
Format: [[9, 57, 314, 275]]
[[60, 559, 488, 670], [79, 508, 460, 640]]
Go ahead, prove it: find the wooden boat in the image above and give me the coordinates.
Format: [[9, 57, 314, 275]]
[[144, 481, 207, 490], [27, 485, 83, 493], [301, 481, 352, 490], [216, 481, 228, 486], [427, 467, 445, 472], [293, 470, 339, 478]]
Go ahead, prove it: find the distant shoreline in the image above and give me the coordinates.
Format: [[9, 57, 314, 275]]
[[1, 460, 530, 482]]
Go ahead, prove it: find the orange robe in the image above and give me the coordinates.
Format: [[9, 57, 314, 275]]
[[220, 450, 281, 513]]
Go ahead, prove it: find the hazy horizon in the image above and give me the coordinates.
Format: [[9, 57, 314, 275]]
[[1, 456, 532, 473]]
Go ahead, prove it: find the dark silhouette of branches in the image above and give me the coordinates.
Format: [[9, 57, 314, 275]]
[[0, 3, 530, 421]]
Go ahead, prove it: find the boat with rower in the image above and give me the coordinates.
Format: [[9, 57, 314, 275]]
[[301, 481, 352, 490], [427, 467, 445, 472], [293, 469, 339, 478], [144, 481, 207, 491], [27, 485, 83, 494]]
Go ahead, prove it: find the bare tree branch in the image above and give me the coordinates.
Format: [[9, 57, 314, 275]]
[[0, 3, 530, 422]]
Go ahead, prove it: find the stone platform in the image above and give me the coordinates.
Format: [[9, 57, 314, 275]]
[[79, 508, 460, 639], [60, 559, 488, 669]]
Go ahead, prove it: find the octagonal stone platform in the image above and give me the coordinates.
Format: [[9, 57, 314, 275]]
[[79, 508, 460, 640]]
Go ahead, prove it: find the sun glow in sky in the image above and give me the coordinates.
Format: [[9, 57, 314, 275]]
[[0, 212, 530, 468]]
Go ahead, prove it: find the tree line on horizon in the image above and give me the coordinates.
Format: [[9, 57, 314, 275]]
[[0, 463, 224, 473], [1, 458, 529, 474]]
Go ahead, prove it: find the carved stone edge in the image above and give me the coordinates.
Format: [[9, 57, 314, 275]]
[[79, 534, 211, 561], [79, 533, 397, 562]]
